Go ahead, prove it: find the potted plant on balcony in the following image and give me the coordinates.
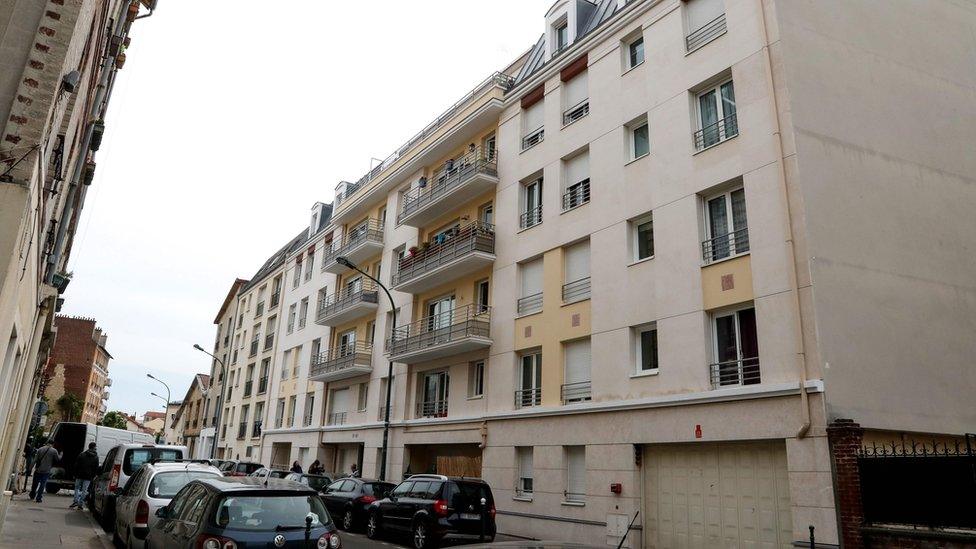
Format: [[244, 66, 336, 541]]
[[408, 246, 418, 257]]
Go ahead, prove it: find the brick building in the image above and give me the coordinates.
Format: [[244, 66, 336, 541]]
[[42, 315, 112, 424]]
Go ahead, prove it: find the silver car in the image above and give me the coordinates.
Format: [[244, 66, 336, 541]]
[[113, 461, 222, 548]]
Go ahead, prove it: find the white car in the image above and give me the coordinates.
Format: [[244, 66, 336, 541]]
[[113, 460, 222, 548], [90, 443, 188, 528]]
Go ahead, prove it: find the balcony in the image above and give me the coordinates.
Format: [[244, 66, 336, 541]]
[[562, 179, 590, 211], [327, 412, 347, 426], [709, 357, 760, 388], [686, 13, 727, 52], [514, 387, 541, 409], [392, 221, 495, 294], [561, 381, 591, 404], [562, 277, 591, 304], [321, 219, 385, 274], [415, 399, 448, 419], [315, 281, 379, 327], [519, 205, 542, 230], [702, 227, 749, 264], [694, 112, 738, 151], [397, 147, 498, 228], [562, 99, 589, 126], [387, 304, 491, 363], [309, 341, 373, 383]]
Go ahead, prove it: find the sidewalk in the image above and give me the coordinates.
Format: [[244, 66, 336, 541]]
[[0, 490, 110, 548]]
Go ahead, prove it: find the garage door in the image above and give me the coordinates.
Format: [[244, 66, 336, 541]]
[[644, 442, 793, 549]]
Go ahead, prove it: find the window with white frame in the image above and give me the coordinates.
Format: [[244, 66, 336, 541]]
[[522, 102, 545, 150], [291, 344, 302, 378], [685, 0, 726, 52], [304, 249, 314, 281], [554, 20, 569, 53], [516, 351, 542, 408], [562, 338, 591, 403], [310, 338, 321, 366], [517, 258, 544, 315], [516, 447, 533, 497], [627, 35, 645, 69], [328, 388, 350, 425], [418, 370, 449, 418], [468, 361, 485, 398], [711, 306, 760, 387], [357, 382, 369, 411], [303, 392, 315, 426], [562, 151, 590, 210], [287, 395, 297, 427], [287, 304, 296, 333], [564, 446, 586, 503], [475, 279, 490, 312], [636, 324, 659, 373], [703, 186, 748, 263], [631, 213, 654, 261], [298, 298, 308, 329], [695, 79, 737, 150], [292, 256, 302, 288], [627, 117, 650, 161], [563, 240, 591, 303], [281, 350, 290, 380], [520, 178, 543, 229], [479, 202, 494, 226], [275, 398, 285, 428], [563, 71, 589, 126]]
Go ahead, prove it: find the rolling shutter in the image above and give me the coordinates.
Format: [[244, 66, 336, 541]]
[[563, 71, 588, 109], [565, 446, 586, 497], [564, 241, 590, 283], [565, 151, 589, 186], [687, 0, 723, 33], [330, 388, 350, 414], [521, 258, 544, 297], [564, 338, 591, 384], [523, 101, 544, 133]]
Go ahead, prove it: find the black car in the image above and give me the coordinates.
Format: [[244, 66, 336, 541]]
[[366, 474, 495, 548], [218, 460, 264, 477], [321, 477, 394, 531], [146, 477, 341, 549]]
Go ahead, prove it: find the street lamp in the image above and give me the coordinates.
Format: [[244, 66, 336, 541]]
[[149, 392, 168, 408], [193, 343, 227, 459], [146, 373, 171, 409], [336, 255, 396, 481]]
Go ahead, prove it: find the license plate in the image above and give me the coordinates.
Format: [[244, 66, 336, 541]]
[[460, 513, 480, 520]]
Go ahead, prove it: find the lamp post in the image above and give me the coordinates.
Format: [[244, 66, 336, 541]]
[[149, 392, 168, 408], [336, 256, 396, 481], [147, 373, 171, 442], [193, 343, 227, 459], [149, 392, 168, 443]]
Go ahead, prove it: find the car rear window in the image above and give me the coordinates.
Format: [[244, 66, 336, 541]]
[[364, 483, 393, 498], [123, 449, 182, 475], [236, 463, 263, 475], [148, 471, 220, 499], [449, 482, 493, 509], [214, 495, 330, 531]]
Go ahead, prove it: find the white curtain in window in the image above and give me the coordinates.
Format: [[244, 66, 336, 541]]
[[564, 152, 589, 186], [523, 102, 544, 133], [564, 241, 590, 283], [520, 259, 544, 297], [563, 71, 588, 108], [331, 388, 350, 414], [565, 446, 586, 496], [563, 338, 591, 384], [687, 0, 724, 32]]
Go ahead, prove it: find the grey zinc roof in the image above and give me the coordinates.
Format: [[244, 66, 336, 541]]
[[240, 203, 333, 293]]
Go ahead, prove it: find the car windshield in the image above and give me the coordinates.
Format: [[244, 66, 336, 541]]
[[303, 475, 330, 491], [123, 449, 182, 475], [214, 495, 331, 531], [148, 471, 220, 499]]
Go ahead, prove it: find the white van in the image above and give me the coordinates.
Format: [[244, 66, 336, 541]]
[[45, 421, 154, 493]]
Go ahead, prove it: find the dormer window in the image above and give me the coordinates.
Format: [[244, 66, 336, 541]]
[[555, 23, 569, 52]]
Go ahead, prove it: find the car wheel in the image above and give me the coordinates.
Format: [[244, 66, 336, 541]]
[[100, 502, 115, 532], [366, 513, 381, 539], [342, 509, 354, 531], [412, 520, 432, 549], [111, 530, 123, 548]]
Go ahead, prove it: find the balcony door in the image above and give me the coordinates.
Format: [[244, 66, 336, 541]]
[[712, 307, 759, 386], [697, 80, 737, 148], [519, 353, 542, 407], [426, 295, 456, 336], [338, 329, 356, 357], [705, 188, 748, 261], [346, 276, 363, 296], [523, 179, 543, 227], [420, 371, 449, 417]]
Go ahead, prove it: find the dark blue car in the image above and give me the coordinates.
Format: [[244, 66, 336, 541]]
[[146, 476, 341, 549]]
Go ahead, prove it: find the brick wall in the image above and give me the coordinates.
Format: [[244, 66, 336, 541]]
[[43, 315, 98, 419], [827, 418, 865, 549]]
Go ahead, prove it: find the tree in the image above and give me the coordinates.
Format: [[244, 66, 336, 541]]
[[55, 394, 84, 422], [100, 411, 128, 430]]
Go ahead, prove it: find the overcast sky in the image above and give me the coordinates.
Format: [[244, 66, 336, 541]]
[[62, 1, 544, 417]]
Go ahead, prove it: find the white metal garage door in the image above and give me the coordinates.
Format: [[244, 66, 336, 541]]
[[643, 442, 793, 549]]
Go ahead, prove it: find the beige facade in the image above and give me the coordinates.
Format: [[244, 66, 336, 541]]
[[172, 374, 210, 458]]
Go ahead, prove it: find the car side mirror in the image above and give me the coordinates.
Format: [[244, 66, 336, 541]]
[[155, 507, 169, 519]]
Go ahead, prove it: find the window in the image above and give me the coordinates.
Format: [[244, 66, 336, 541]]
[[281, 350, 290, 380], [703, 187, 748, 263], [562, 71, 589, 126], [563, 240, 591, 303], [468, 361, 485, 398], [252, 401, 264, 437], [636, 325, 659, 373], [293, 256, 302, 288], [329, 388, 350, 425], [521, 102, 545, 150], [291, 344, 302, 377], [516, 447, 533, 497], [337, 329, 356, 356], [317, 286, 328, 310], [239, 405, 249, 439], [298, 298, 309, 330], [516, 352, 542, 408], [711, 306, 760, 387], [628, 118, 650, 160], [685, 0, 727, 52], [303, 392, 315, 426], [517, 258, 544, 315], [287, 304, 296, 333], [366, 321, 376, 345], [304, 249, 314, 281], [627, 36, 645, 69], [483, 135, 497, 162], [275, 398, 285, 428], [562, 151, 590, 210], [564, 446, 586, 503], [695, 80, 737, 150], [287, 395, 297, 427], [418, 371, 449, 418], [479, 202, 494, 226], [554, 22, 569, 53], [520, 178, 543, 229], [563, 338, 591, 403], [475, 279, 490, 312], [632, 213, 654, 261], [259, 359, 270, 393], [310, 338, 321, 365], [357, 382, 369, 411]]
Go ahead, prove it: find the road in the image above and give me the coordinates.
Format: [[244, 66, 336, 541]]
[[340, 529, 512, 549]]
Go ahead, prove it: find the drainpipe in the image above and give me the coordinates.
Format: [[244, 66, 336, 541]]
[[756, 0, 810, 438]]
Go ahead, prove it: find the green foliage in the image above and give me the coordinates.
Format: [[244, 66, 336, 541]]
[[55, 394, 84, 422], [99, 411, 128, 430]]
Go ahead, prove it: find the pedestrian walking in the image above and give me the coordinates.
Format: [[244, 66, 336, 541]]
[[308, 460, 325, 475], [290, 460, 303, 474], [69, 442, 98, 509], [27, 438, 62, 503]]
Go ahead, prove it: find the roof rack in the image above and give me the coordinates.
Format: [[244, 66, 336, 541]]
[[148, 458, 213, 465], [406, 474, 449, 481]]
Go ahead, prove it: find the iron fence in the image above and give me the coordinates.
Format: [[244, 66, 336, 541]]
[[416, 399, 449, 419], [702, 227, 749, 263], [520, 205, 543, 229], [317, 280, 379, 321], [327, 412, 347, 426], [561, 381, 592, 404], [264, 333, 273, 350], [387, 304, 491, 357], [708, 357, 760, 388], [563, 99, 590, 126], [521, 127, 544, 150], [515, 387, 542, 409], [562, 179, 590, 210], [562, 277, 591, 303], [686, 13, 727, 52], [393, 222, 495, 287], [694, 112, 738, 150], [251, 421, 262, 438], [321, 218, 384, 269], [517, 292, 543, 316], [398, 147, 497, 223]]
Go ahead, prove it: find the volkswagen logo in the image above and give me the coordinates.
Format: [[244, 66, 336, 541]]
[[273, 534, 286, 547]]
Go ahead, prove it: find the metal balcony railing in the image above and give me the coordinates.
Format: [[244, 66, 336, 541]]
[[702, 227, 749, 264], [298, 316, 306, 329], [274, 415, 283, 429], [686, 13, 727, 52], [416, 399, 448, 419], [398, 147, 497, 224], [515, 387, 542, 409], [517, 292, 543, 316], [244, 381, 252, 397], [303, 413, 314, 427], [327, 412, 347, 426], [562, 179, 590, 211], [237, 423, 246, 440], [321, 219, 384, 269], [561, 381, 592, 404], [694, 112, 738, 151], [562, 99, 589, 126], [519, 205, 542, 230], [251, 421, 262, 438], [258, 376, 268, 394], [249, 339, 259, 357], [563, 491, 586, 503], [393, 222, 495, 287], [562, 277, 591, 303], [709, 357, 761, 388], [521, 127, 544, 151], [264, 333, 274, 350], [377, 406, 391, 422], [311, 341, 373, 379], [255, 301, 264, 318], [226, 386, 233, 400], [317, 280, 379, 320], [270, 290, 280, 307], [387, 304, 491, 357]]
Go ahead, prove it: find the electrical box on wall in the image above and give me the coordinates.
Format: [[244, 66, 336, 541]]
[[610, 482, 622, 494]]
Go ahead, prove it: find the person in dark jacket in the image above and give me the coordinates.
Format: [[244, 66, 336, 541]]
[[28, 438, 62, 503], [69, 443, 99, 509], [308, 460, 325, 475], [290, 460, 303, 474]]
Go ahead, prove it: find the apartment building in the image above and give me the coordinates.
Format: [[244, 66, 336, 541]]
[[41, 315, 112, 424], [172, 374, 210, 458], [0, 0, 155, 528], [201, 278, 247, 457]]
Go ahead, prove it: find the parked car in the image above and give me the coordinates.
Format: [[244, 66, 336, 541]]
[[113, 461, 223, 548], [248, 467, 290, 483], [89, 443, 188, 529], [208, 459, 232, 470], [145, 477, 342, 549], [366, 474, 495, 548], [44, 421, 153, 494], [217, 460, 264, 477], [284, 472, 333, 493], [321, 477, 394, 531]]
